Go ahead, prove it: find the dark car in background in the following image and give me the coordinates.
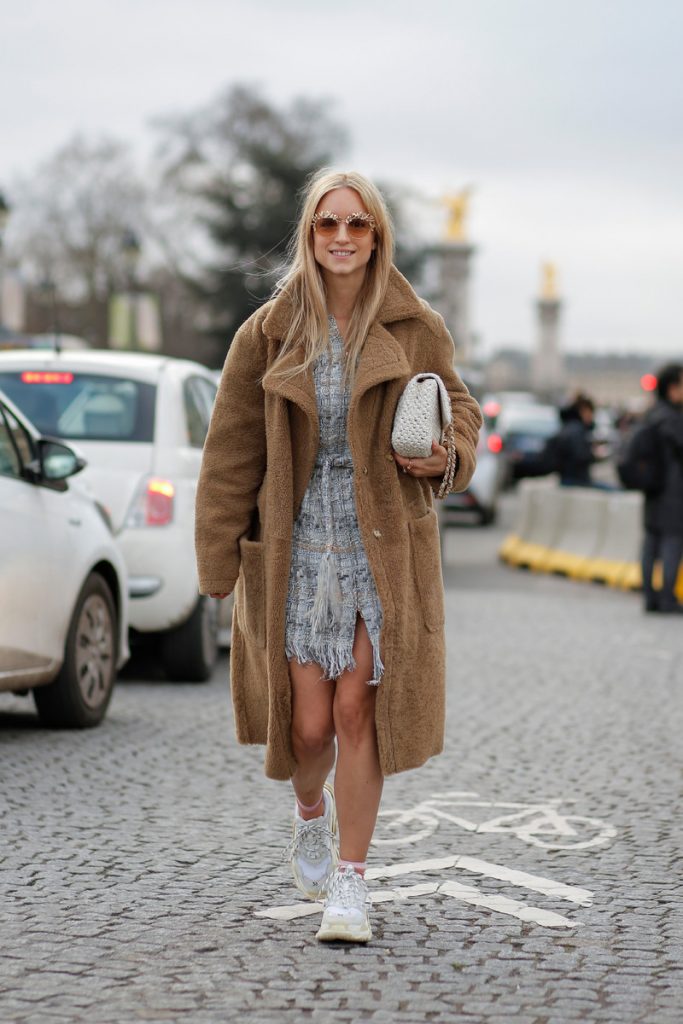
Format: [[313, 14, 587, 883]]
[[491, 403, 561, 486]]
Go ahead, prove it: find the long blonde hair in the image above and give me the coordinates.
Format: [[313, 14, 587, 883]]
[[270, 169, 395, 381]]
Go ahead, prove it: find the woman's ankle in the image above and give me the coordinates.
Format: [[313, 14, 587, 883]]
[[338, 859, 367, 876], [295, 792, 324, 820]]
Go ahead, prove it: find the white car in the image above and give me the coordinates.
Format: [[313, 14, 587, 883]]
[[442, 423, 507, 526], [0, 350, 220, 681], [0, 390, 129, 726], [441, 375, 506, 526]]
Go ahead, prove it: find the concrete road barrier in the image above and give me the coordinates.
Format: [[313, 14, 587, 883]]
[[501, 484, 683, 599], [544, 488, 609, 578], [499, 479, 547, 564], [584, 491, 643, 589], [501, 484, 649, 592], [504, 480, 569, 572]]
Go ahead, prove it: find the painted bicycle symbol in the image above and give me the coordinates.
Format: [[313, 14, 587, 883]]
[[373, 790, 617, 851]]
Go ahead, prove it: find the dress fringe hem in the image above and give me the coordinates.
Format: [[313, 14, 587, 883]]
[[285, 634, 384, 687]]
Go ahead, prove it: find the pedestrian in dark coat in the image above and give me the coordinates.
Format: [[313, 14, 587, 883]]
[[641, 363, 683, 613], [555, 394, 597, 487]]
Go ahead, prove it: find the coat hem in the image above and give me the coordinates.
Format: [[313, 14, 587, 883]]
[[198, 579, 237, 596]]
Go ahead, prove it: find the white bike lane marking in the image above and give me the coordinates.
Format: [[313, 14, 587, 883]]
[[374, 791, 618, 852], [372, 855, 593, 904], [256, 853, 593, 929]]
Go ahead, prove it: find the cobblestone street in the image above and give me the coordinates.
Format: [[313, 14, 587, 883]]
[[2, 497, 682, 1023]]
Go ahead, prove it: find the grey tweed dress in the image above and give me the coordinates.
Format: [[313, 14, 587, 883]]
[[284, 318, 384, 685]]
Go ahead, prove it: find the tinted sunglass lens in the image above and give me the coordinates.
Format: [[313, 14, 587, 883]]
[[316, 217, 339, 234], [347, 218, 371, 236]]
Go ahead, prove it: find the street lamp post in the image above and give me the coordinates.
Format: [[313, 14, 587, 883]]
[[0, 191, 11, 330], [39, 275, 61, 355], [121, 229, 141, 350]]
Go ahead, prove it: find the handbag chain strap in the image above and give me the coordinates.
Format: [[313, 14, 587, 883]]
[[436, 421, 458, 500]]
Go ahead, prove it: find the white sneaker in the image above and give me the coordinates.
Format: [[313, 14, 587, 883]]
[[284, 782, 338, 899], [316, 865, 372, 943]]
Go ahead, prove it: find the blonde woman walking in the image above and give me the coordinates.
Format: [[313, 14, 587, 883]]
[[195, 169, 482, 942]]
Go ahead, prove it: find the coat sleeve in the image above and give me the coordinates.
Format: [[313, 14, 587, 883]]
[[194, 316, 268, 596], [660, 413, 683, 455], [421, 311, 483, 496]]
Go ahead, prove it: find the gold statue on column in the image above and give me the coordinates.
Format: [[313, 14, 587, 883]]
[[442, 188, 472, 242], [541, 261, 559, 300]]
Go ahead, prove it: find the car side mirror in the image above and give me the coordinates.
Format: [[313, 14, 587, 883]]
[[38, 439, 87, 481]]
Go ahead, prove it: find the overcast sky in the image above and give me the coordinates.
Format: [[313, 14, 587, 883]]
[[2, 0, 682, 356]]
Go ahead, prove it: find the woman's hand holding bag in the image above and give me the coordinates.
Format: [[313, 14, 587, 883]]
[[393, 440, 448, 478]]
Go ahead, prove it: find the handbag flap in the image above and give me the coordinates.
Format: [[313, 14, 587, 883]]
[[415, 373, 452, 429]]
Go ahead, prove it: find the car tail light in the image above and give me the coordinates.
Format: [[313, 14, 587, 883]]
[[487, 434, 503, 454], [125, 477, 175, 527]]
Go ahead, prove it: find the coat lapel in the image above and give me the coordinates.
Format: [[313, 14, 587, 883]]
[[350, 323, 411, 410], [350, 266, 421, 407], [261, 343, 317, 422], [261, 289, 318, 423]]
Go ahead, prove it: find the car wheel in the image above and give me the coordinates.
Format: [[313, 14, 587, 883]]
[[160, 596, 219, 683], [33, 573, 118, 728]]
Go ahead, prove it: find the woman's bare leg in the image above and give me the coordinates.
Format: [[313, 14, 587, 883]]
[[333, 617, 383, 861], [289, 659, 336, 819]]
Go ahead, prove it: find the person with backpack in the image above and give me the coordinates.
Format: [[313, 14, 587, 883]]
[[626, 364, 683, 613]]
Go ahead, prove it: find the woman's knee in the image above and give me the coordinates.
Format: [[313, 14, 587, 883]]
[[291, 715, 335, 755], [333, 691, 376, 745]]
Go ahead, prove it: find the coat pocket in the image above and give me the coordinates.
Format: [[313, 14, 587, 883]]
[[236, 538, 266, 648], [408, 509, 445, 632]]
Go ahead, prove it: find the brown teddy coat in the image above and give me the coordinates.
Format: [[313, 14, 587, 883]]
[[195, 266, 482, 780]]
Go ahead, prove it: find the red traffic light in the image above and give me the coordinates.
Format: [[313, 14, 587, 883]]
[[640, 374, 657, 392]]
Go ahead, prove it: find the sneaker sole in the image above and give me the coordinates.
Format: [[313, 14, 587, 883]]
[[292, 781, 339, 900], [315, 918, 372, 943]]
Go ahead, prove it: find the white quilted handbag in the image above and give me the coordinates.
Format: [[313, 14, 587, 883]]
[[391, 373, 453, 459]]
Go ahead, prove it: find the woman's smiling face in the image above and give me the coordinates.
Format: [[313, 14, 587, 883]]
[[312, 187, 376, 282]]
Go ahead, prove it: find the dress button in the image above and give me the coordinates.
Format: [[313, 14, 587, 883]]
[[373, 528, 382, 538], [362, 466, 368, 475], [386, 452, 394, 462]]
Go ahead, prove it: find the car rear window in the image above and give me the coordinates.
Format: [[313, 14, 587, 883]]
[[0, 371, 156, 442]]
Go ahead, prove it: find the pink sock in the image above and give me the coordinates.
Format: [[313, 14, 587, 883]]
[[296, 793, 324, 814], [338, 859, 367, 876]]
